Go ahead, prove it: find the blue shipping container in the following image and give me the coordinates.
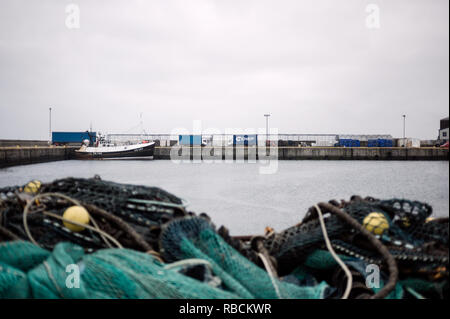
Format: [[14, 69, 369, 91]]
[[179, 135, 191, 145], [192, 135, 202, 145], [179, 135, 202, 145], [233, 134, 258, 146], [374, 139, 394, 147], [52, 132, 96, 145], [339, 139, 360, 147], [368, 139, 377, 147], [338, 139, 350, 147]]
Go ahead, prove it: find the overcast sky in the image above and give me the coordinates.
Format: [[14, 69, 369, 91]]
[[0, 0, 448, 140]]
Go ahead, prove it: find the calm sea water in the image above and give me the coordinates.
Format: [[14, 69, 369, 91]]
[[0, 160, 448, 235]]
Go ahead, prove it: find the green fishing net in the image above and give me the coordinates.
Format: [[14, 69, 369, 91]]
[[0, 230, 330, 299], [0, 178, 448, 299], [159, 216, 330, 299], [0, 240, 238, 299]]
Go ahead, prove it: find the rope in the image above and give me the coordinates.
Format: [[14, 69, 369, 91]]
[[0, 225, 21, 241], [314, 204, 353, 299], [49, 193, 113, 248], [89, 211, 114, 248], [317, 202, 399, 299], [23, 193, 123, 249], [43, 211, 123, 249], [82, 203, 152, 251], [258, 252, 283, 299], [146, 250, 164, 263], [251, 236, 283, 299], [164, 258, 212, 270], [43, 261, 65, 298]]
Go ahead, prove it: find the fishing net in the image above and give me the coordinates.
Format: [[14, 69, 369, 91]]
[[0, 218, 329, 299], [243, 197, 449, 273], [159, 216, 330, 299], [0, 176, 189, 252], [0, 177, 448, 299], [217, 197, 448, 298], [0, 240, 240, 299], [40, 176, 189, 248]]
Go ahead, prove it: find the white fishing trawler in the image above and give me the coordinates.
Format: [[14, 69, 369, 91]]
[[75, 133, 155, 159]]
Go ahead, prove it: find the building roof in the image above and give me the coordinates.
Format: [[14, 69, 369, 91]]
[[440, 117, 449, 130]]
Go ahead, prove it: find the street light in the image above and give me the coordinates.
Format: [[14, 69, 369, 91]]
[[402, 114, 406, 141], [264, 114, 270, 140], [49, 107, 52, 144]]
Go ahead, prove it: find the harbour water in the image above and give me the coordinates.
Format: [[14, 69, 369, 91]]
[[0, 160, 448, 235]]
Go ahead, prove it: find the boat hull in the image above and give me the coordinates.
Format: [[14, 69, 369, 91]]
[[75, 143, 155, 160]]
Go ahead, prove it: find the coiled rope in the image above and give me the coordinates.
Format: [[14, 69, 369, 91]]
[[23, 193, 123, 249], [314, 204, 353, 299], [315, 202, 399, 299]]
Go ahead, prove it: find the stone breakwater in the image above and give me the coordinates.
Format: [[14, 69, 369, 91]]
[[0, 145, 447, 168]]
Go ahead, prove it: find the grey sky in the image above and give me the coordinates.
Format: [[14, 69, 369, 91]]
[[0, 0, 448, 140]]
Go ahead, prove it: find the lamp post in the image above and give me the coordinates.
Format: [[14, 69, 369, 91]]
[[264, 114, 270, 142], [49, 107, 52, 144], [402, 114, 406, 144]]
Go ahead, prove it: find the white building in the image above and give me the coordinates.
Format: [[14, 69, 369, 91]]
[[439, 117, 449, 142]]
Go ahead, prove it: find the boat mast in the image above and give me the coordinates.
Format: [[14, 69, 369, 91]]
[[139, 112, 148, 141]]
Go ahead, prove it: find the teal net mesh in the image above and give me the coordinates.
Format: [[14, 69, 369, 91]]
[[159, 216, 330, 299], [0, 235, 329, 299], [0, 240, 240, 299]]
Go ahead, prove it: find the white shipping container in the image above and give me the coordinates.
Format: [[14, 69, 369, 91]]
[[314, 141, 335, 147], [397, 138, 421, 148]]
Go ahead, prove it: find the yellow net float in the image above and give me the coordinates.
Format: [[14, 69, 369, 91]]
[[426, 217, 435, 223], [363, 212, 389, 235], [62, 206, 90, 232], [24, 180, 42, 194]]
